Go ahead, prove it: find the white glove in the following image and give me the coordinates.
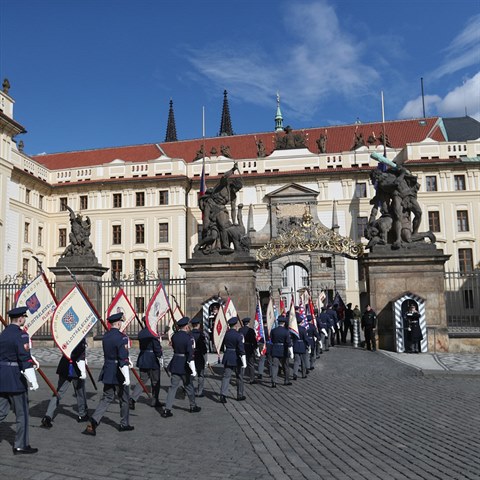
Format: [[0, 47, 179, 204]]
[[255, 348, 260, 357], [120, 365, 130, 386], [188, 360, 197, 377], [159, 357, 164, 368], [77, 360, 87, 380], [331, 327, 335, 333], [307, 346, 311, 354], [288, 347, 294, 359], [319, 341, 323, 350], [241, 355, 247, 369], [128, 358, 134, 369], [30, 355, 40, 370], [322, 328, 328, 336], [22, 368, 39, 390]]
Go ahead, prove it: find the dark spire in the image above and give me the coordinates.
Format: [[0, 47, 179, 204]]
[[164, 99, 178, 142], [218, 90, 234, 136]]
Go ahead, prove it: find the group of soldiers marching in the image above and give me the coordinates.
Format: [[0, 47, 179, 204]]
[[1, 301, 368, 455]]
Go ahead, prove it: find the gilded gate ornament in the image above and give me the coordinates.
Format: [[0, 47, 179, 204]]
[[256, 211, 363, 262]]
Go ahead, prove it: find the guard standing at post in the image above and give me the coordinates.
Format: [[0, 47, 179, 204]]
[[239, 317, 257, 384], [161, 317, 201, 418], [41, 337, 88, 428], [0, 306, 39, 454], [292, 316, 309, 380], [83, 312, 134, 435], [129, 320, 163, 409], [220, 317, 247, 403], [361, 305, 377, 351], [270, 316, 293, 387], [405, 303, 422, 353], [191, 317, 208, 397]]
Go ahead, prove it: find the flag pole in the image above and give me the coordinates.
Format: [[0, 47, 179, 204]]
[[381, 91, 387, 157]]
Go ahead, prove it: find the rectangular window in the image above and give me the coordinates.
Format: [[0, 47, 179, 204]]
[[458, 248, 473, 273], [113, 193, 122, 208], [39, 195, 44, 210], [24, 222, 30, 243], [134, 259, 146, 283], [159, 190, 169, 205], [136, 192, 145, 207], [135, 224, 145, 244], [428, 211, 441, 232], [59, 228, 67, 248], [159, 223, 169, 243], [80, 195, 88, 210], [135, 296, 145, 314], [456, 210, 469, 232], [22, 258, 29, 277], [355, 182, 367, 198], [38, 226, 43, 247], [454, 175, 466, 191], [356, 216, 368, 239], [112, 225, 122, 245], [464, 289, 474, 309], [25, 189, 31, 204], [320, 257, 332, 268], [425, 176, 437, 192], [157, 258, 170, 279], [111, 260, 123, 281], [60, 197, 68, 211]]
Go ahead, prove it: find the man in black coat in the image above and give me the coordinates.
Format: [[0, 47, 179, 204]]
[[361, 305, 377, 351], [405, 303, 422, 353], [270, 316, 293, 387], [191, 317, 208, 397], [292, 318, 309, 380], [41, 337, 88, 428], [342, 303, 354, 344], [239, 317, 258, 384]]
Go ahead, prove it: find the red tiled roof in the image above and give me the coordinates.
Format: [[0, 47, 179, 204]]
[[32, 118, 445, 169]]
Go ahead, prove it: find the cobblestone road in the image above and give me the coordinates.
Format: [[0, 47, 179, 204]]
[[1, 347, 479, 480]]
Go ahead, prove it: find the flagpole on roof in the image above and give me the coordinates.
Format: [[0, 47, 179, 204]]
[[381, 91, 387, 157]]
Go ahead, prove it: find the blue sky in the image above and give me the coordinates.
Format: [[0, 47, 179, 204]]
[[0, 0, 479, 155]]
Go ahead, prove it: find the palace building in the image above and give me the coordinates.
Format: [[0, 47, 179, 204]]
[[1, 83, 479, 320]]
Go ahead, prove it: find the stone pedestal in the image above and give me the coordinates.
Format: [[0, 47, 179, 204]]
[[181, 254, 258, 320], [362, 245, 450, 352]]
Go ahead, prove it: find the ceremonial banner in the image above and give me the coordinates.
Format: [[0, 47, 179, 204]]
[[297, 296, 308, 329], [279, 297, 286, 316], [266, 297, 277, 335], [224, 297, 238, 322], [17, 273, 57, 336], [106, 289, 136, 333], [316, 290, 327, 312], [288, 298, 299, 338], [254, 299, 266, 354], [145, 283, 171, 336], [333, 292, 346, 325], [52, 286, 99, 360], [213, 305, 228, 354]]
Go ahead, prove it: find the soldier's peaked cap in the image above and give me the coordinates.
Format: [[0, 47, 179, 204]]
[[177, 317, 190, 327], [107, 312, 124, 323], [8, 306, 28, 318], [190, 317, 201, 325], [228, 317, 239, 326], [241, 317, 251, 324], [277, 316, 287, 323]]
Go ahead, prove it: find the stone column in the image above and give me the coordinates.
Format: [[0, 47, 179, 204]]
[[362, 246, 450, 352]]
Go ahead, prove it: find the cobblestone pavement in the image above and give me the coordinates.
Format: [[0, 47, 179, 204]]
[[1, 346, 479, 479]]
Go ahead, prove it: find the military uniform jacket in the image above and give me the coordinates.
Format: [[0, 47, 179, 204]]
[[406, 311, 423, 341], [305, 323, 320, 348], [98, 328, 130, 385], [0, 324, 34, 393], [317, 312, 330, 331], [222, 329, 245, 367], [326, 309, 338, 328], [57, 338, 87, 379], [239, 326, 258, 355], [270, 326, 292, 358], [361, 310, 377, 329], [191, 328, 208, 369], [136, 327, 162, 370], [168, 330, 194, 375], [344, 308, 354, 327], [292, 325, 309, 354]]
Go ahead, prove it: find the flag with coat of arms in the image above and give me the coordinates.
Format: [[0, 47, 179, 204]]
[[254, 298, 266, 354]]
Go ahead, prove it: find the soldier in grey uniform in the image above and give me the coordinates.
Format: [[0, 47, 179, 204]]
[[0, 306, 39, 454]]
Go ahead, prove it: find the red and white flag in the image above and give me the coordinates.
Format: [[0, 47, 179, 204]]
[[213, 305, 228, 354], [106, 289, 137, 333], [288, 295, 299, 338], [254, 298, 266, 355], [266, 296, 277, 335], [17, 273, 57, 336], [51, 286, 99, 360], [145, 283, 171, 336], [224, 297, 238, 322], [317, 290, 326, 311]]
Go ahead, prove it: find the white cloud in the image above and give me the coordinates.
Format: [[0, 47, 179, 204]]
[[185, 0, 379, 120], [399, 72, 480, 120]]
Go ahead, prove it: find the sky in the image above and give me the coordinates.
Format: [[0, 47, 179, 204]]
[[0, 0, 479, 156]]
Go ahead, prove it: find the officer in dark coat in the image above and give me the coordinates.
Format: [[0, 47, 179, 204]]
[[161, 317, 201, 417], [305, 315, 320, 370], [0, 306, 39, 454], [220, 317, 246, 403], [83, 312, 133, 435], [405, 304, 422, 353], [129, 321, 163, 409], [191, 317, 208, 397], [41, 337, 88, 428], [326, 304, 339, 346], [361, 305, 377, 351], [342, 303, 354, 344], [292, 316, 309, 380], [239, 317, 258, 384], [317, 307, 330, 355], [270, 316, 293, 387]]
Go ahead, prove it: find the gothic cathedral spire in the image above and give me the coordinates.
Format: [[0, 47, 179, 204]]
[[219, 90, 234, 136], [275, 91, 284, 132], [164, 99, 178, 142]]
